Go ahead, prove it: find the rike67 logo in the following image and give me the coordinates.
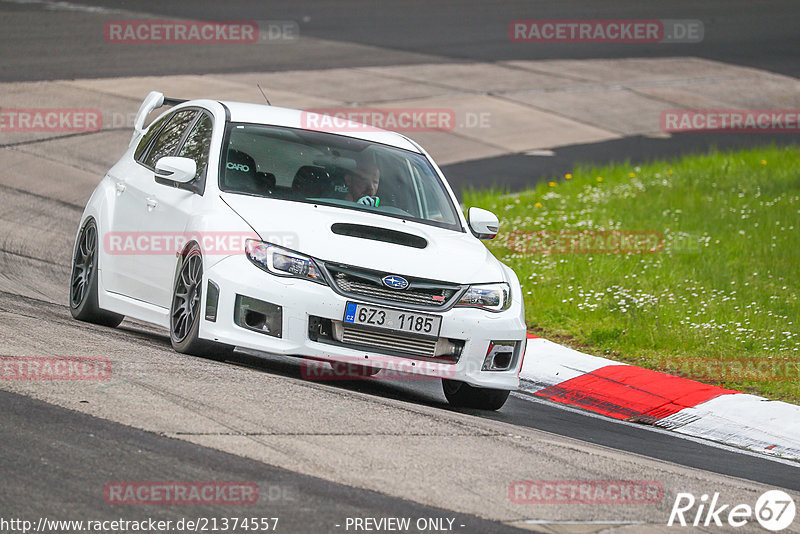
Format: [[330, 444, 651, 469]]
[[669, 490, 796, 531]]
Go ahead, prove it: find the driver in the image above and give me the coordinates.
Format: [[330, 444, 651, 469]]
[[344, 163, 380, 206]]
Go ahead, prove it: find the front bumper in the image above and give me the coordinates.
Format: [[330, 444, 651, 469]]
[[200, 255, 526, 390]]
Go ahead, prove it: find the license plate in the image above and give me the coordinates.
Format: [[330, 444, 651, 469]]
[[343, 302, 442, 338]]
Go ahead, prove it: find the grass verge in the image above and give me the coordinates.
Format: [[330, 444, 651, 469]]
[[464, 145, 800, 403]]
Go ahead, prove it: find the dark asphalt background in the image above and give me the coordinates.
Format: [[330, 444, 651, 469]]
[[0, 0, 800, 194], [0, 388, 533, 534], [3, 0, 797, 192], [3, 0, 799, 80]]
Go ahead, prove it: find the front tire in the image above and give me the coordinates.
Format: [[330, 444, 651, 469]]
[[170, 244, 233, 359], [69, 219, 124, 327], [442, 379, 510, 410]]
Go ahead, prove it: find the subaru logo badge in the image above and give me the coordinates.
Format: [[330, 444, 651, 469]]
[[382, 275, 409, 290]]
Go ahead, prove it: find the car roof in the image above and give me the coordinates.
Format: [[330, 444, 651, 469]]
[[217, 101, 422, 153]]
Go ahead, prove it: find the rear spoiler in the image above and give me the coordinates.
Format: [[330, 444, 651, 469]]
[[130, 91, 188, 144]]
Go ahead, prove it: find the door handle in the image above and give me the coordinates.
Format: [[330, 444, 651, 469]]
[[115, 182, 126, 194], [145, 198, 158, 210]]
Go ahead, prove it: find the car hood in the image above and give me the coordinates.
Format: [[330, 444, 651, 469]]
[[221, 193, 506, 284]]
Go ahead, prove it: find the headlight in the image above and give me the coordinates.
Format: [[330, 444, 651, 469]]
[[456, 282, 511, 311], [245, 240, 326, 285]]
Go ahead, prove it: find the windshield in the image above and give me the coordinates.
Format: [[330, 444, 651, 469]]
[[219, 123, 463, 231]]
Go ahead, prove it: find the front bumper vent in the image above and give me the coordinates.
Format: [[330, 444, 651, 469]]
[[234, 294, 282, 338], [308, 316, 463, 363], [341, 327, 439, 358]]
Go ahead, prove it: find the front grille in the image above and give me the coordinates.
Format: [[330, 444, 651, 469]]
[[336, 278, 452, 306], [341, 327, 438, 358], [324, 263, 462, 310]]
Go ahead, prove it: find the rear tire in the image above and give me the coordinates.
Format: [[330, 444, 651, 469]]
[[442, 379, 510, 410], [170, 244, 234, 360], [69, 219, 124, 328]]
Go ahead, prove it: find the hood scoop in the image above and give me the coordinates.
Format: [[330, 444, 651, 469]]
[[331, 223, 428, 249]]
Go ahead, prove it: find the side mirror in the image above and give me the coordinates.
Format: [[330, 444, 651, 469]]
[[467, 207, 500, 240], [155, 156, 196, 184]]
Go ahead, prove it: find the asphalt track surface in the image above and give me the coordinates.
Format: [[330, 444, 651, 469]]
[[2, 0, 799, 80], [0, 389, 527, 533], [4, 0, 798, 191], [2, 1, 800, 531]]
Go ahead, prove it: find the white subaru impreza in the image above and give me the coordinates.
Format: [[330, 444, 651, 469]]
[[70, 91, 526, 410]]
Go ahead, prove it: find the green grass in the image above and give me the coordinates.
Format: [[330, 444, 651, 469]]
[[464, 145, 800, 403]]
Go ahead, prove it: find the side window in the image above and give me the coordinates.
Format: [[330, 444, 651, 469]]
[[177, 113, 213, 181], [134, 114, 170, 162], [142, 110, 197, 168]]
